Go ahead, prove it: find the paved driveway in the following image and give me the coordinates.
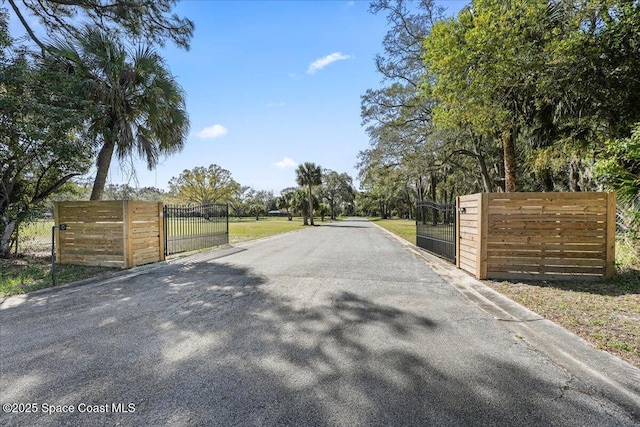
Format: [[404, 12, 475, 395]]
[[1, 218, 638, 426]]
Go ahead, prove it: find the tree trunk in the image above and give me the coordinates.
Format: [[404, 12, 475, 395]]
[[502, 129, 517, 193], [541, 169, 555, 192], [416, 176, 424, 203], [569, 160, 581, 192], [0, 219, 17, 258], [472, 136, 494, 193], [478, 153, 493, 193], [90, 138, 117, 200], [430, 171, 438, 225], [494, 161, 506, 192], [307, 184, 314, 226]]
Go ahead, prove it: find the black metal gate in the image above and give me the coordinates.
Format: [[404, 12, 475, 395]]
[[163, 203, 229, 257], [416, 200, 456, 263]]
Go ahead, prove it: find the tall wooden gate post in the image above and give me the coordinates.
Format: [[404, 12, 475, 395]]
[[478, 193, 489, 280], [159, 202, 166, 262]]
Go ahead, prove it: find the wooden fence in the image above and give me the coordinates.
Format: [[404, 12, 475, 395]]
[[456, 192, 616, 280], [54, 201, 165, 268]]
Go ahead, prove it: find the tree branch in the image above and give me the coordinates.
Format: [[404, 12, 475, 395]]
[[7, 0, 47, 53], [31, 173, 80, 205]]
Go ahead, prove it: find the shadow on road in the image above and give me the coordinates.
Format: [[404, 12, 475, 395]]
[[1, 258, 632, 426]]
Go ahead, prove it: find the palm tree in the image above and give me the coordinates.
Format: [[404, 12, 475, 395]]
[[290, 188, 316, 225], [51, 28, 189, 200], [296, 162, 322, 226], [276, 191, 293, 220]]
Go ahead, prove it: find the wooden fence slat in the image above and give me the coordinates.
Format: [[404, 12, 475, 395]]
[[487, 235, 606, 245], [486, 250, 605, 259], [488, 257, 606, 267], [488, 265, 605, 275], [488, 272, 604, 281]]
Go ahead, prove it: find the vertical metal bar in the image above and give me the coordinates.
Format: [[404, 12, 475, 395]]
[[195, 204, 198, 250], [163, 205, 167, 257]]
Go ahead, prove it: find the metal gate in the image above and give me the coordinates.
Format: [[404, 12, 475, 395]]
[[163, 203, 229, 257], [416, 200, 456, 263]]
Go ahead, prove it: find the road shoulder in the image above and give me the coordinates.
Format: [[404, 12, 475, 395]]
[[370, 220, 640, 420]]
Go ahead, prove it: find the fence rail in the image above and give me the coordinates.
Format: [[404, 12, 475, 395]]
[[163, 203, 229, 257]]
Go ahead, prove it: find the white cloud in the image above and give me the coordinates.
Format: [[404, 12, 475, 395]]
[[307, 52, 351, 74], [346, 1, 355, 6], [267, 102, 286, 108], [196, 124, 228, 139], [272, 157, 298, 169]]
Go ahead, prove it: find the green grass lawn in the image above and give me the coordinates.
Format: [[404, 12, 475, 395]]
[[229, 217, 306, 244], [0, 256, 120, 298], [368, 218, 416, 244]]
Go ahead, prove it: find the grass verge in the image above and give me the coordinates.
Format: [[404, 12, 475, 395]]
[[368, 218, 416, 244], [371, 217, 640, 369], [0, 256, 119, 299]]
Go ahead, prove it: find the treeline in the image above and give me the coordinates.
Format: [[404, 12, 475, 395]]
[[167, 163, 356, 223], [50, 162, 357, 223], [357, 0, 640, 220]]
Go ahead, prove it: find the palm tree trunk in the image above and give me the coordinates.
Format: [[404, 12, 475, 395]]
[[308, 184, 314, 226], [90, 138, 116, 200]]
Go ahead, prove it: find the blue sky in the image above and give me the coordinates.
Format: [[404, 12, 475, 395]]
[[11, 0, 467, 195]]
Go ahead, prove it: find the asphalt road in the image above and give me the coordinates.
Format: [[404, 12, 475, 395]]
[[1, 218, 638, 426]]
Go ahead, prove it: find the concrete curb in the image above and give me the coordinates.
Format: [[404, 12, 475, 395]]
[[371, 221, 640, 420]]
